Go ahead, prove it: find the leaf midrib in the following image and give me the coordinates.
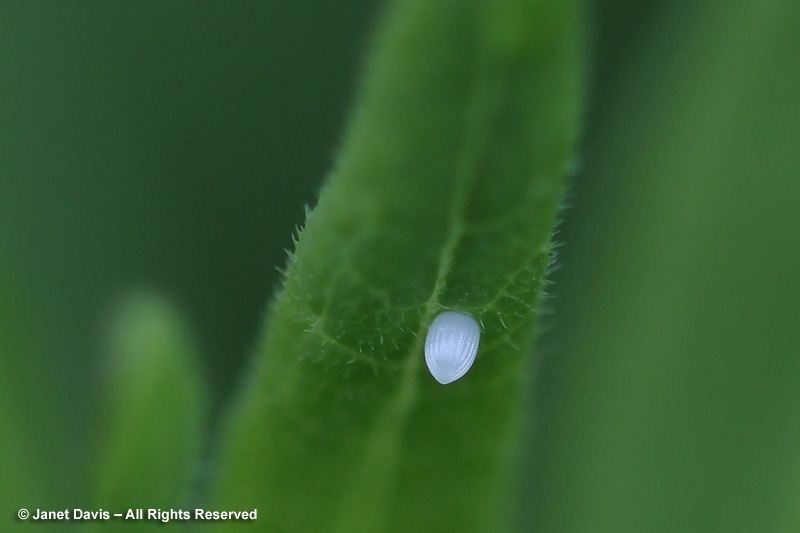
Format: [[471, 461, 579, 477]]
[[331, 57, 508, 531]]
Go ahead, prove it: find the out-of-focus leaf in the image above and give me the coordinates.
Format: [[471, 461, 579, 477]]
[[529, 1, 800, 531], [88, 292, 206, 530]]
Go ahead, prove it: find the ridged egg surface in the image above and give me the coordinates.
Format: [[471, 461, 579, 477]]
[[424, 311, 481, 385]]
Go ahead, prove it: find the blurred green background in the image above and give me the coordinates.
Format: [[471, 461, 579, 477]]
[[1, 0, 377, 514], [2, 1, 799, 531]]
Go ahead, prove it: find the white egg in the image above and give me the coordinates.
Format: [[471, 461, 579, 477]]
[[424, 311, 481, 385]]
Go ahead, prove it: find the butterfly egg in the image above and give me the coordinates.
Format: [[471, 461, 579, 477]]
[[424, 311, 481, 385]]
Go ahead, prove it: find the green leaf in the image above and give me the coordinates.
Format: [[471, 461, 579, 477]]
[[88, 291, 206, 528], [211, 0, 583, 531], [528, 0, 800, 531]]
